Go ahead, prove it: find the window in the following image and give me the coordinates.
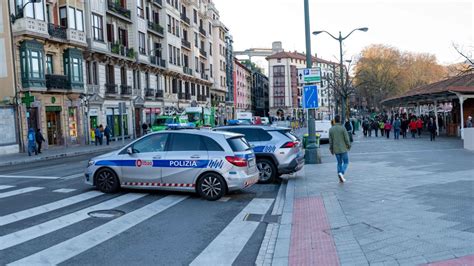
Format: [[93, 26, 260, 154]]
[[30, 51, 42, 78], [46, 55, 53, 75], [63, 48, 84, 87], [18, 0, 44, 20], [195, 57, 199, 72], [118, 28, 128, 46], [226, 137, 251, 152], [208, 22, 212, 35], [193, 9, 197, 24], [65, 7, 84, 31], [194, 32, 198, 47], [167, 15, 172, 33], [59, 7, 67, 27], [139, 32, 146, 55], [168, 133, 205, 151], [202, 136, 224, 151], [92, 62, 98, 85], [131, 134, 168, 153], [106, 23, 114, 43], [168, 45, 172, 62], [92, 14, 104, 41], [209, 43, 212, 55], [137, 0, 144, 18], [210, 64, 213, 78]]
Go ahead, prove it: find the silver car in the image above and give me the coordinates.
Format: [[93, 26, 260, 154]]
[[84, 130, 259, 200]]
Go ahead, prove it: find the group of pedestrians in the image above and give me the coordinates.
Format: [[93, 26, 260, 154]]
[[93, 125, 111, 146], [27, 128, 46, 156]]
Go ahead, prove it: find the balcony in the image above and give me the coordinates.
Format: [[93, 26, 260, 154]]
[[155, 90, 164, 98], [87, 84, 100, 94], [199, 27, 207, 36], [148, 21, 164, 36], [67, 29, 87, 46], [150, 56, 166, 68], [120, 85, 132, 95], [199, 49, 207, 58], [198, 95, 207, 102], [180, 13, 190, 25], [110, 43, 136, 59], [200, 73, 209, 80], [48, 24, 67, 40], [105, 84, 118, 94], [12, 17, 48, 38], [107, 0, 132, 20], [181, 39, 191, 50], [185, 93, 191, 100], [183, 66, 193, 75], [152, 0, 163, 7], [46, 74, 69, 90], [145, 88, 155, 98]]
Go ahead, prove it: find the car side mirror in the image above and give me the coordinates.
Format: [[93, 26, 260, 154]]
[[126, 147, 133, 155]]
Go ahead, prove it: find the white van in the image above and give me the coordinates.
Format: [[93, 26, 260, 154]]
[[315, 120, 332, 143]]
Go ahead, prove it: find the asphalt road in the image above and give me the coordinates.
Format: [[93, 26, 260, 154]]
[[0, 152, 282, 265]]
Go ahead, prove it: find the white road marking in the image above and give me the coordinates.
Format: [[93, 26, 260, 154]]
[[52, 188, 77, 193], [0, 187, 44, 199], [217, 197, 231, 202], [60, 173, 83, 180], [191, 198, 275, 266], [0, 193, 147, 250], [0, 175, 60, 180], [8, 195, 187, 265], [0, 185, 15, 190], [0, 191, 103, 226]]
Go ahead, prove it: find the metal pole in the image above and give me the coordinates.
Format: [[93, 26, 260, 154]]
[[339, 32, 345, 122], [304, 0, 321, 164]]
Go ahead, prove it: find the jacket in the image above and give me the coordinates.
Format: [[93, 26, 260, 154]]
[[428, 122, 437, 132], [409, 121, 417, 131], [393, 119, 401, 130], [329, 123, 351, 155]]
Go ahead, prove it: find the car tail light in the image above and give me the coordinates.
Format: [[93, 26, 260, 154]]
[[281, 141, 299, 148], [226, 156, 248, 167]]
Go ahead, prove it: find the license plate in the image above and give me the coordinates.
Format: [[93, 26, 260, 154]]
[[248, 159, 255, 168]]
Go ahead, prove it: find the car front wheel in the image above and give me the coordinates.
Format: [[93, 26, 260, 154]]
[[197, 173, 226, 201], [95, 168, 120, 193]]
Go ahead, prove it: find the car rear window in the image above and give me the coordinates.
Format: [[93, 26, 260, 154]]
[[227, 137, 251, 152], [276, 130, 299, 141]]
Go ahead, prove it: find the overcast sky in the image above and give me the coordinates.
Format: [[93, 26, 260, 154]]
[[213, 0, 473, 69]]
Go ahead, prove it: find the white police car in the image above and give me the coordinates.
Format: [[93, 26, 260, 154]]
[[84, 130, 259, 200]]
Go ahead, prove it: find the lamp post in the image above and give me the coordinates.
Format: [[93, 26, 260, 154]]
[[312, 27, 368, 122]]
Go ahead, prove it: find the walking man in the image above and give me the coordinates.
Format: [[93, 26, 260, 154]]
[[393, 117, 401, 140], [104, 125, 111, 145], [95, 126, 103, 146], [329, 115, 351, 183], [35, 128, 46, 153], [428, 117, 437, 141]]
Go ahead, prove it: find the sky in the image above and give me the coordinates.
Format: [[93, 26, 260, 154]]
[[213, 0, 473, 70]]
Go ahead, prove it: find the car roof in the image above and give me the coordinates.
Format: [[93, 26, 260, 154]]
[[155, 129, 243, 138], [216, 125, 290, 131]]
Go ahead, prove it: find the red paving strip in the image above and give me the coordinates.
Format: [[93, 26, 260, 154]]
[[289, 197, 340, 266], [425, 255, 474, 266]]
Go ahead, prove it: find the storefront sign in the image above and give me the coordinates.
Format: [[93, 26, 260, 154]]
[[89, 109, 98, 116], [145, 108, 161, 114], [45, 106, 62, 112]]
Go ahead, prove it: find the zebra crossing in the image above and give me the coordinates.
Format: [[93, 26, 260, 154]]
[[0, 184, 277, 265]]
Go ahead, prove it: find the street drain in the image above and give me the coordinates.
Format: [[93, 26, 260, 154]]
[[88, 209, 125, 218], [244, 213, 281, 224]]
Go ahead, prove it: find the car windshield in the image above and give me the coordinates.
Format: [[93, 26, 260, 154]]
[[227, 137, 251, 152]]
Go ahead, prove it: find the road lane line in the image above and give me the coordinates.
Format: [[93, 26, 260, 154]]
[[0, 191, 103, 226], [0, 185, 15, 190], [0, 175, 61, 180], [0, 187, 44, 199], [190, 198, 275, 266], [52, 188, 77, 193], [8, 195, 187, 265], [60, 173, 84, 180], [0, 193, 147, 250]]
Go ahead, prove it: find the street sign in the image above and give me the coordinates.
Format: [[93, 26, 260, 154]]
[[303, 85, 318, 109], [298, 67, 321, 84]]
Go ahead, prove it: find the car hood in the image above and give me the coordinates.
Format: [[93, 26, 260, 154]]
[[91, 150, 119, 161]]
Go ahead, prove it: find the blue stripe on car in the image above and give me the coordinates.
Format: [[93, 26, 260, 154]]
[[95, 160, 225, 169]]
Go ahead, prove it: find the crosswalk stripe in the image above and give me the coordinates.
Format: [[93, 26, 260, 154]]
[[0, 187, 44, 199], [0, 175, 60, 180], [0, 185, 15, 190], [0, 193, 147, 250], [190, 198, 274, 265], [0, 191, 103, 226], [8, 195, 187, 265]]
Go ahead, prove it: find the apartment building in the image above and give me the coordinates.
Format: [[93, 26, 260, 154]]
[[266, 51, 337, 119], [9, 0, 231, 149], [233, 59, 251, 112]]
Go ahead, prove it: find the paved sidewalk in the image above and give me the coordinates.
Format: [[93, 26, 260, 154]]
[[274, 132, 474, 265], [0, 140, 132, 167]]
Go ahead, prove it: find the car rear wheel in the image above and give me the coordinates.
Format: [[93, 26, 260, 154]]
[[197, 173, 226, 201], [257, 159, 276, 184], [95, 168, 120, 193]]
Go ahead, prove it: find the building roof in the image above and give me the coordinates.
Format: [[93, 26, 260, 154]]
[[382, 73, 474, 105], [234, 58, 251, 73], [265, 51, 337, 65]]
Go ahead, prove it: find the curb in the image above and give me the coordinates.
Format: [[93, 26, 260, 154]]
[[272, 177, 295, 265]]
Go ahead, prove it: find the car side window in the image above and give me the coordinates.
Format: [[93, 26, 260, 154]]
[[258, 129, 272, 141], [131, 134, 169, 153], [225, 128, 260, 142], [202, 136, 224, 151], [168, 133, 205, 151]]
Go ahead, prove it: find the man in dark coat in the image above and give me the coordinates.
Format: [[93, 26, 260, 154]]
[[35, 129, 46, 153]]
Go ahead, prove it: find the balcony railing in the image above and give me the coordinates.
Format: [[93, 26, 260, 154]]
[[110, 43, 136, 59], [48, 24, 67, 40], [108, 0, 131, 19], [181, 39, 191, 49], [46, 74, 69, 89], [201, 73, 209, 80], [156, 90, 164, 98], [145, 88, 155, 97], [199, 27, 207, 36], [105, 83, 118, 94], [183, 66, 193, 75], [178, 92, 185, 100], [148, 21, 164, 35], [87, 84, 100, 94], [197, 95, 207, 102], [120, 85, 132, 95], [180, 13, 190, 25], [185, 93, 191, 100], [150, 56, 166, 68], [199, 49, 207, 57]]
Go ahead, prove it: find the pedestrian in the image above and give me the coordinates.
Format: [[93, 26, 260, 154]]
[[428, 117, 437, 141], [371, 119, 379, 137], [401, 118, 408, 138], [27, 128, 37, 156], [409, 118, 417, 138], [467, 116, 473, 128], [104, 125, 111, 145], [362, 118, 369, 137], [344, 117, 354, 142], [384, 120, 392, 139], [379, 120, 385, 137], [393, 117, 401, 140], [329, 115, 351, 183], [142, 123, 148, 135], [35, 128, 45, 153], [416, 117, 423, 137], [95, 125, 103, 146]]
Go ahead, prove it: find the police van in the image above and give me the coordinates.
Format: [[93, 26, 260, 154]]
[[84, 130, 259, 200]]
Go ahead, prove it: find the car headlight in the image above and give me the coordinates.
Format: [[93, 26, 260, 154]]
[[88, 160, 95, 167]]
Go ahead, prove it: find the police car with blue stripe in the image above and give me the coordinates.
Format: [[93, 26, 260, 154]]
[[84, 130, 259, 200]]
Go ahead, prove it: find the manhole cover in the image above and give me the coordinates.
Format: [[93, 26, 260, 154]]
[[88, 209, 125, 218], [244, 213, 281, 224]]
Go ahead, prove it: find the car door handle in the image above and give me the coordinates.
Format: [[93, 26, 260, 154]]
[[190, 155, 200, 159]]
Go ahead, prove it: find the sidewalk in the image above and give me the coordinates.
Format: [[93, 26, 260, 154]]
[[273, 132, 474, 265], [0, 140, 132, 167]]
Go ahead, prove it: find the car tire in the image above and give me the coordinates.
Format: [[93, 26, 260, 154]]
[[197, 173, 227, 201], [257, 159, 277, 184], [95, 168, 120, 193]]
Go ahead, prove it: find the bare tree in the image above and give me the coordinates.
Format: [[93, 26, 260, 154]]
[[452, 44, 473, 75]]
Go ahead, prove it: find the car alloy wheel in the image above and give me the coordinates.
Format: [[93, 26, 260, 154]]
[[256, 159, 276, 184], [96, 169, 120, 193], [198, 173, 226, 201]]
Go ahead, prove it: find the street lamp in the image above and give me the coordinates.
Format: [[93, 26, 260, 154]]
[[312, 27, 368, 122], [11, 0, 42, 24]]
